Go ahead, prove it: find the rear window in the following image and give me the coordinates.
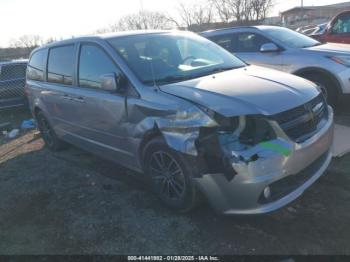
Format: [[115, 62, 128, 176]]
[[0, 64, 27, 81], [27, 50, 47, 81], [47, 45, 75, 85]]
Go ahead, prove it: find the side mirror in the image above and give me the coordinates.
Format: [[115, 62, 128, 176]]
[[100, 72, 124, 92], [260, 43, 279, 53]]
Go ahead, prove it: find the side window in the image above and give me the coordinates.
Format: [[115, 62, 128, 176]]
[[332, 14, 350, 34], [47, 45, 75, 85], [234, 33, 270, 52], [210, 35, 234, 53], [27, 50, 46, 81], [78, 44, 119, 89]]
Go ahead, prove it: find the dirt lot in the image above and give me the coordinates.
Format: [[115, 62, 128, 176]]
[[0, 107, 349, 255]]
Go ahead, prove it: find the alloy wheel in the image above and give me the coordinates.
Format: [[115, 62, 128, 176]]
[[149, 151, 186, 201]]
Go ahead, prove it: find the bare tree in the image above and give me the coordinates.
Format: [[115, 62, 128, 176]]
[[10, 35, 43, 50], [169, 1, 214, 29], [211, 0, 233, 23], [211, 0, 274, 24], [109, 10, 173, 32], [250, 0, 273, 21], [210, 0, 245, 23]]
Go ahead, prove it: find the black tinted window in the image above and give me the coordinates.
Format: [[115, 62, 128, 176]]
[[27, 50, 46, 81], [233, 33, 270, 52], [48, 45, 75, 85], [78, 44, 118, 89], [210, 35, 234, 53], [1, 64, 27, 81], [332, 14, 350, 34]]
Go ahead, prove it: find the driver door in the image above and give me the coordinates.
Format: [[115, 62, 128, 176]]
[[66, 43, 133, 165], [230, 32, 283, 70]]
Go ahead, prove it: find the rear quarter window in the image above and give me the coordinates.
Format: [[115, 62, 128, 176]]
[[47, 45, 75, 85], [27, 49, 47, 81]]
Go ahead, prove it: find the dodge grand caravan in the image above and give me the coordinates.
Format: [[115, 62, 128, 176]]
[[26, 31, 334, 214]]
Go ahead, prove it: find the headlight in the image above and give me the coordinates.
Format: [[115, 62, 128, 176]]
[[329, 55, 350, 67], [171, 105, 218, 127]]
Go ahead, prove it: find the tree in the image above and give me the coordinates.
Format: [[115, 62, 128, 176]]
[[109, 10, 173, 32], [210, 0, 233, 23], [211, 0, 274, 24], [250, 0, 273, 22], [168, 1, 214, 29], [9, 35, 43, 50]]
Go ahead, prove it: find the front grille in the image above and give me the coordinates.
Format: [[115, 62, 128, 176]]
[[258, 151, 329, 204], [272, 94, 328, 143]]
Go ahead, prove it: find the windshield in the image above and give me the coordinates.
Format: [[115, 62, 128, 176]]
[[263, 27, 321, 48], [107, 32, 246, 85]]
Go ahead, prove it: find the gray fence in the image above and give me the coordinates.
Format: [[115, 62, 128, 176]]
[[0, 61, 29, 126]]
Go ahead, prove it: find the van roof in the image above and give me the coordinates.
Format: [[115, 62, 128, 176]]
[[35, 30, 182, 50]]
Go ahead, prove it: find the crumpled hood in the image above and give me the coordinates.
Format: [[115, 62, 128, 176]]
[[160, 65, 320, 117], [305, 43, 350, 55]]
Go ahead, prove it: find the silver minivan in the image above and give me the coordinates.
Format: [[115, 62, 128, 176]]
[[26, 31, 334, 214]]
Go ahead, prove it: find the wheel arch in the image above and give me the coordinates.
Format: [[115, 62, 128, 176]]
[[138, 124, 164, 168], [293, 67, 342, 95]]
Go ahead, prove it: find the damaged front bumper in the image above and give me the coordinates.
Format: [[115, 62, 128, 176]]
[[194, 106, 334, 215]]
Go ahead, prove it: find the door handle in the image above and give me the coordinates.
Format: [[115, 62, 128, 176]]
[[71, 97, 85, 103], [61, 94, 85, 103]]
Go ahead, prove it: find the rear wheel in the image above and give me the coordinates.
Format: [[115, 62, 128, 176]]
[[36, 111, 67, 151], [300, 72, 338, 108], [143, 137, 200, 212]]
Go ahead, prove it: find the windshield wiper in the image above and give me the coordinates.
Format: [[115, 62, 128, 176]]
[[143, 66, 244, 86], [198, 65, 245, 77], [143, 75, 193, 85]]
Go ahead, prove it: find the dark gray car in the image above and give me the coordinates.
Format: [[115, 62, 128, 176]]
[[26, 31, 334, 214], [0, 60, 28, 110]]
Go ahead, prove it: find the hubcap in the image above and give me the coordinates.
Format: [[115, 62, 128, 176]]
[[150, 151, 186, 201]]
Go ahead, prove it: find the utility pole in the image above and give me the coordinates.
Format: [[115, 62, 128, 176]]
[[139, 0, 144, 12], [300, 0, 304, 25]]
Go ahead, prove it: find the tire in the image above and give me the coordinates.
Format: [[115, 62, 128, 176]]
[[36, 111, 67, 151], [143, 137, 200, 212], [301, 72, 338, 108]]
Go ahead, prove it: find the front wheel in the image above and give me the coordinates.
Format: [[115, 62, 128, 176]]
[[301, 73, 338, 108], [143, 137, 200, 212]]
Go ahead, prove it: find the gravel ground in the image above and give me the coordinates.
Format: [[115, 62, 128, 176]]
[[0, 106, 349, 255]]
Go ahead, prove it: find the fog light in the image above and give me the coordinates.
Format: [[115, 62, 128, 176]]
[[263, 186, 271, 199]]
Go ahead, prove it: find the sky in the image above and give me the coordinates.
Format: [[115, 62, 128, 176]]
[[0, 0, 347, 47]]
